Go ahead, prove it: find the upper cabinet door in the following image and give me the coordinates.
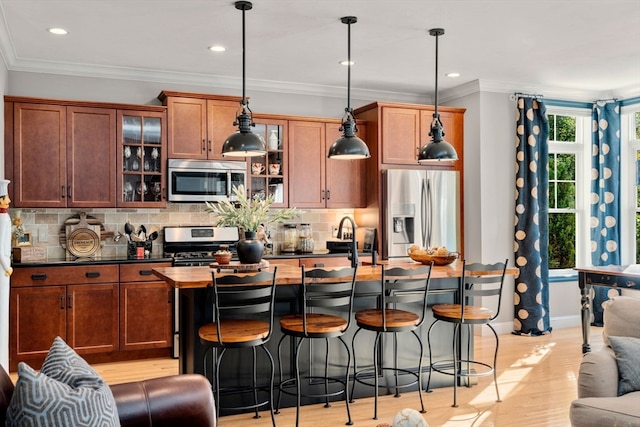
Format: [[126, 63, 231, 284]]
[[13, 103, 67, 208], [206, 99, 241, 160], [288, 120, 326, 208], [165, 97, 208, 159], [67, 106, 117, 207], [381, 107, 421, 165], [117, 110, 167, 208], [325, 122, 366, 208]]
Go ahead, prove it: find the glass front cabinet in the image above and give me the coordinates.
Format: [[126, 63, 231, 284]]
[[117, 110, 167, 207], [249, 118, 288, 207]]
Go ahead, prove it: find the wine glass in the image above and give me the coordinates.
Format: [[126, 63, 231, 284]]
[[151, 148, 159, 172], [123, 181, 133, 202], [151, 182, 162, 201], [123, 146, 131, 171], [136, 182, 148, 201]]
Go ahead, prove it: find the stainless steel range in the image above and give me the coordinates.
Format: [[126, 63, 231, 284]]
[[163, 226, 239, 266], [163, 225, 239, 357]]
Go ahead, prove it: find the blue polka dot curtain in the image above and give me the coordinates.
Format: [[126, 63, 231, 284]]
[[514, 97, 552, 335], [590, 101, 621, 326]]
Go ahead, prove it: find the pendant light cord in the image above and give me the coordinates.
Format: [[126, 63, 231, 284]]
[[241, 6, 247, 106], [433, 30, 439, 117], [346, 20, 352, 113]]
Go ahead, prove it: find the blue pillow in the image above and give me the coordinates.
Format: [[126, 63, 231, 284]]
[[608, 335, 640, 396]]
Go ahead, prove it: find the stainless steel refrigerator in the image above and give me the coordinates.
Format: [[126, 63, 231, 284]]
[[382, 169, 460, 258]]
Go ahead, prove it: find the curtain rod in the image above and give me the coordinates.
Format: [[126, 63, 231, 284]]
[[510, 92, 544, 101]]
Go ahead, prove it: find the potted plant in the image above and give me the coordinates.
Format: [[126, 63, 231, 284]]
[[205, 184, 300, 263]]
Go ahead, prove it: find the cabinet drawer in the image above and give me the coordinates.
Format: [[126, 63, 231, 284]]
[[12, 265, 119, 287], [120, 262, 172, 283]]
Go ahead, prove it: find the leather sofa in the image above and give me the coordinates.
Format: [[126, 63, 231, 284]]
[[570, 295, 640, 426], [0, 363, 216, 427]]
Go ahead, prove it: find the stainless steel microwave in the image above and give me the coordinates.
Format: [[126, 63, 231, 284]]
[[167, 159, 247, 202]]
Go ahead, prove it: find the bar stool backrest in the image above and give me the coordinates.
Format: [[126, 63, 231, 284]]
[[460, 260, 508, 322], [300, 265, 358, 336], [210, 267, 278, 345], [380, 265, 433, 331]]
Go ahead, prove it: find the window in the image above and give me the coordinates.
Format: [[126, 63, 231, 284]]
[[547, 110, 590, 272], [548, 106, 640, 273]]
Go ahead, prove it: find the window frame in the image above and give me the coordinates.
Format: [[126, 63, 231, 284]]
[[621, 106, 640, 265], [546, 107, 591, 277]]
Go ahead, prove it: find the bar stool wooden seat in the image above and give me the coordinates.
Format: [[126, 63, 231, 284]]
[[426, 260, 508, 408], [275, 266, 358, 427], [199, 268, 278, 426], [350, 265, 433, 420]]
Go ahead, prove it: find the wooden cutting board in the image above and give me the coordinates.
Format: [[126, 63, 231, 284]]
[[62, 212, 103, 259]]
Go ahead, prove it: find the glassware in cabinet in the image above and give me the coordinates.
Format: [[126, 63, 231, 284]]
[[117, 110, 166, 207], [250, 118, 288, 207]]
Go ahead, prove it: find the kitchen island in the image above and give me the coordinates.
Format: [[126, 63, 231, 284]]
[[153, 260, 517, 408]]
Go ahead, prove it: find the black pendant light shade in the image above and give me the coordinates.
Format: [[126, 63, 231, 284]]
[[222, 1, 266, 158], [418, 28, 458, 164], [328, 16, 370, 160]]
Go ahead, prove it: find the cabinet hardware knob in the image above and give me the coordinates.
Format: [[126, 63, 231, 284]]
[[67, 186, 72, 198], [31, 274, 47, 280], [67, 294, 72, 309], [61, 186, 65, 198], [85, 272, 101, 278], [321, 189, 325, 200], [60, 295, 65, 310], [139, 270, 153, 276], [202, 139, 206, 151], [207, 140, 212, 152], [326, 189, 330, 200]]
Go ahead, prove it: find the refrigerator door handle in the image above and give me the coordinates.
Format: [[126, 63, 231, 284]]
[[421, 178, 430, 248]]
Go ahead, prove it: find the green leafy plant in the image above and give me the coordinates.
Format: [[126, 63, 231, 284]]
[[205, 184, 300, 232]]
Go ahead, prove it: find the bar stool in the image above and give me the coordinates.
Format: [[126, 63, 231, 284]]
[[351, 265, 433, 420], [198, 267, 278, 426], [426, 260, 508, 407], [275, 266, 358, 427]]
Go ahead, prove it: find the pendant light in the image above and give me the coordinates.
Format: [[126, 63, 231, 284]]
[[417, 28, 458, 163], [327, 16, 370, 160], [221, 1, 266, 158]]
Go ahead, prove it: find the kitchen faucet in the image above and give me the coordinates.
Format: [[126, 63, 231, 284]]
[[337, 216, 358, 268]]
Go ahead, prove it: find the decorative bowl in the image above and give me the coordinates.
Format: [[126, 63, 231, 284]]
[[408, 251, 459, 266], [214, 252, 232, 265]]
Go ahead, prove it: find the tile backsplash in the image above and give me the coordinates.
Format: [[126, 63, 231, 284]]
[[11, 203, 356, 259]]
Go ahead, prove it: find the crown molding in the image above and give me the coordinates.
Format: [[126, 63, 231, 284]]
[[441, 79, 640, 103]]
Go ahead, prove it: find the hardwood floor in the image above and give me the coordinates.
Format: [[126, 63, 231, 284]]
[[16, 326, 601, 426]]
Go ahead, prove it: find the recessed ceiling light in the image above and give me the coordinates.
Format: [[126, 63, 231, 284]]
[[48, 28, 69, 35], [446, 72, 460, 78], [208, 45, 226, 52], [339, 60, 355, 66]]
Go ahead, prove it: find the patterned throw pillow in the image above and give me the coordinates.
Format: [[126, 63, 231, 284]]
[[5, 337, 120, 427], [608, 335, 640, 396]]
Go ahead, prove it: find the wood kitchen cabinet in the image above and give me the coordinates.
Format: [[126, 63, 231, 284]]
[[355, 102, 464, 172], [288, 119, 366, 209], [4, 96, 167, 209], [10, 265, 119, 369], [9, 102, 116, 208], [117, 110, 167, 208], [119, 263, 172, 351], [158, 91, 243, 161], [248, 116, 288, 207]]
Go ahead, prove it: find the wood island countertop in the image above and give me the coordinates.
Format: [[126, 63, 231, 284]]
[[152, 260, 519, 289]]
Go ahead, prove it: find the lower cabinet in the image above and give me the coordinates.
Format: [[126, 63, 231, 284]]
[[9, 262, 171, 370], [119, 263, 172, 351]]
